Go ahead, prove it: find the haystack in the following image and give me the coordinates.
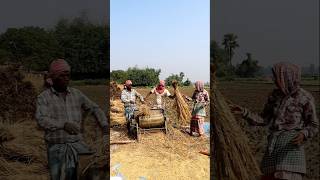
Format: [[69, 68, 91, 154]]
[[171, 81, 191, 125], [211, 65, 261, 180], [110, 81, 123, 100], [110, 100, 126, 126], [0, 66, 36, 123]]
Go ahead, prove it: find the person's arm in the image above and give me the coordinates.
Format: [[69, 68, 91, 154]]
[[79, 91, 108, 133], [165, 89, 175, 99], [203, 90, 210, 106], [241, 93, 275, 126], [183, 94, 193, 101], [35, 95, 65, 131], [300, 96, 319, 139], [135, 89, 144, 102]]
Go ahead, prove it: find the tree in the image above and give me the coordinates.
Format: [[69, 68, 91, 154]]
[[110, 70, 128, 84], [165, 72, 185, 86], [183, 78, 191, 86], [0, 27, 62, 71], [126, 67, 161, 86], [222, 33, 239, 66], [54, 15, 109, 79], [211, 40, 235, 77], [236, 53, 261, 78]]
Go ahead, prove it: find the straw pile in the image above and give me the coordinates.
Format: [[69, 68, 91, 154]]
[[211, 83, 261, 180], [110, 100, 126, 126], [172, 81, 191, 125], [0, 124, 14, 143], [110, 81, 123, 100], [0, 66, 36, 123], [136, 104, 151, 117], [0, 121, 49, 179]]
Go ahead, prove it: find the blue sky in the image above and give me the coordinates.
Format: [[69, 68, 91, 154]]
[[110, 0, 210, 83]]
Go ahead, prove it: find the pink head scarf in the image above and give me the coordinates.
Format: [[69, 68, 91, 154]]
[[195, 81, 204, 92], [49, 59, 70, 77], [156, 80, 165, 94], [45, 59, 70, 87], [272, 62, 301, 95], [125, 80, 132, 87]]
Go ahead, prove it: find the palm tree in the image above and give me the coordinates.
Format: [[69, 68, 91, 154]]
[[222, 33, 239, 66]]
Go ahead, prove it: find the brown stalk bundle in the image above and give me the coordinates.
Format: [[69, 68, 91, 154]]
[[0, 124, 14, 143], [137, 104, 151, 117], [0, 157, 17, 176], [0, 121, 47, 170], [0, 65, 36, 123], [110, 81, 123, 100], [212, 83, 261, 180], [110, 100, 126, 126], [172, 81, 191, 125]]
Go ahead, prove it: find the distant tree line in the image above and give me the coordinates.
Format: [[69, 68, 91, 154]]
[[211, 33, 319, 79], [0, 13, 109, 79], [211, 33, 261, 78], [111, 67, 191, 87]]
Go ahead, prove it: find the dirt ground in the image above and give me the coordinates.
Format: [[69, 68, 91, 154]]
[[110, 87, 210, 180], [219, 81, 320, 180]]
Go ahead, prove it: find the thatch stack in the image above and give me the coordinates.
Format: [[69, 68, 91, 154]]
[[110, 81, 123, 100], [172, 81, 191, 125], [211, 83, 261, 180], [0, 66, 36, 123], [110, 100, 126, 126], [0, 121, 49, 179]]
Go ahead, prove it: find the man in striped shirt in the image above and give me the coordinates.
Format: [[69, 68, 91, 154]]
[[36, 59, 108, 180]]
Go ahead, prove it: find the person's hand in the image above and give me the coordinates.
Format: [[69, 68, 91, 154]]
[[292, 132, 305, 145], [229, 104, 244, 115], [130, 100, 135, 104], [64, 122, 80, 135]]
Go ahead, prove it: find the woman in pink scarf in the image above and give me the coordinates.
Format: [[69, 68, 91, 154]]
[[184, 81, 209, 136], [145, 80, 175, 109], [231, 62, 318, 180]]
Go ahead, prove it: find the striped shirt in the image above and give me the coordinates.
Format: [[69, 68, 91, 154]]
[[35, 87, 107, 144], [121, 89, 144, 107]]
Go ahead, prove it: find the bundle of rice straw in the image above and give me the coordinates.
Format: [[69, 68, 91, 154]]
[[0, 124, 14, 143], [110, 100, 126, 126], [110, 81, 123, 100], [0, 157, 17, 176], [137, 104, 151, 117], [211, 67, 261, 180], [0, 65, 36, 123], [172, 81, 191, 125]]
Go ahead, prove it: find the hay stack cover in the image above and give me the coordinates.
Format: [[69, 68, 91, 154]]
[[212, 83, 261, 180]]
